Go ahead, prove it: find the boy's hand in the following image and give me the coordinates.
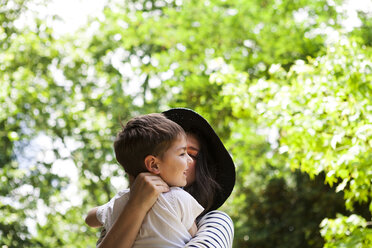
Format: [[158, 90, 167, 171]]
[[128, 172, 169, 212], [85, 207, 102, 228]]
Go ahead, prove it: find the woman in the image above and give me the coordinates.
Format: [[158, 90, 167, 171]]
[[86, 108, 236, 247]]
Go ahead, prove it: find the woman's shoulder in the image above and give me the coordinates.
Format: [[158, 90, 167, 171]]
[[198, 210, 234, 229], [185, 210, 234, 248]]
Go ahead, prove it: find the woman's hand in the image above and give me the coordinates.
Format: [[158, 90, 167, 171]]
[[127, 172, 170, 212]]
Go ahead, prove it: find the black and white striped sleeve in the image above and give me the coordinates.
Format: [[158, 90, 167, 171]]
[[184, 210, 234, 248]]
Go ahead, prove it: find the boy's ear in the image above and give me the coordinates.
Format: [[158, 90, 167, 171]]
[[144, 155, 160, 174]]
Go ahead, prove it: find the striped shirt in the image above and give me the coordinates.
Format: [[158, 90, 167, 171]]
[[185, 210, 234, 248]]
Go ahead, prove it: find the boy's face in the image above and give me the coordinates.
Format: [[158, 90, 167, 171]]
[[157, 134, 191, 187]]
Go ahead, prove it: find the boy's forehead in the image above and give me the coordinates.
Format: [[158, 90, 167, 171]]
[[170, 134, 187, 149]]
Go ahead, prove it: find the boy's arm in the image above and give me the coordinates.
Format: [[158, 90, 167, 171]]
[[172, 188, 203, 239], [85, 207, 102, 228], [97, 173, 169, 248]]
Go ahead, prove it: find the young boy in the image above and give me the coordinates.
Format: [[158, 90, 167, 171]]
[[89, 113, 204, 247]]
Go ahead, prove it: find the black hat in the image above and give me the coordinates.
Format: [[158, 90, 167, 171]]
[[163, 108, 235, 210]]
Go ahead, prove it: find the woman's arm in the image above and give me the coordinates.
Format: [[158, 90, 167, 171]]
[[184, 210, 234, 248], [96, 173, 169, 248]]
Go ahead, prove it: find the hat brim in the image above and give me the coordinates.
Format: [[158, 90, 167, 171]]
[[163, 108, 235, 210]]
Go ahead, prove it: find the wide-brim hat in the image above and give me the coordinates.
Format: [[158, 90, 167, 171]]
[[163, 108, 235, 210]]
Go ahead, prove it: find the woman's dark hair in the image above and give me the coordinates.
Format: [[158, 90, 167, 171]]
[[184, 129, 222, 217]]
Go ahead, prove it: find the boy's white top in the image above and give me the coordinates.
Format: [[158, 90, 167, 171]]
[[96, 187, 204, 248]]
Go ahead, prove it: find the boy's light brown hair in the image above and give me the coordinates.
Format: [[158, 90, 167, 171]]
[[114, 113, 185, 177]]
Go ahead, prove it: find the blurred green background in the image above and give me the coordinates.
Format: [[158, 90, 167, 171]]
[[1, 0, 371, 247]]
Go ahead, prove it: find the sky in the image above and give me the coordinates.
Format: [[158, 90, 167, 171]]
[[46, 0, 106, 35], [14, 0, 106, 36]]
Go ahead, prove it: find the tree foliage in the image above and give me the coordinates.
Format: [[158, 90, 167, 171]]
[[1, 0, 371, 247]]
